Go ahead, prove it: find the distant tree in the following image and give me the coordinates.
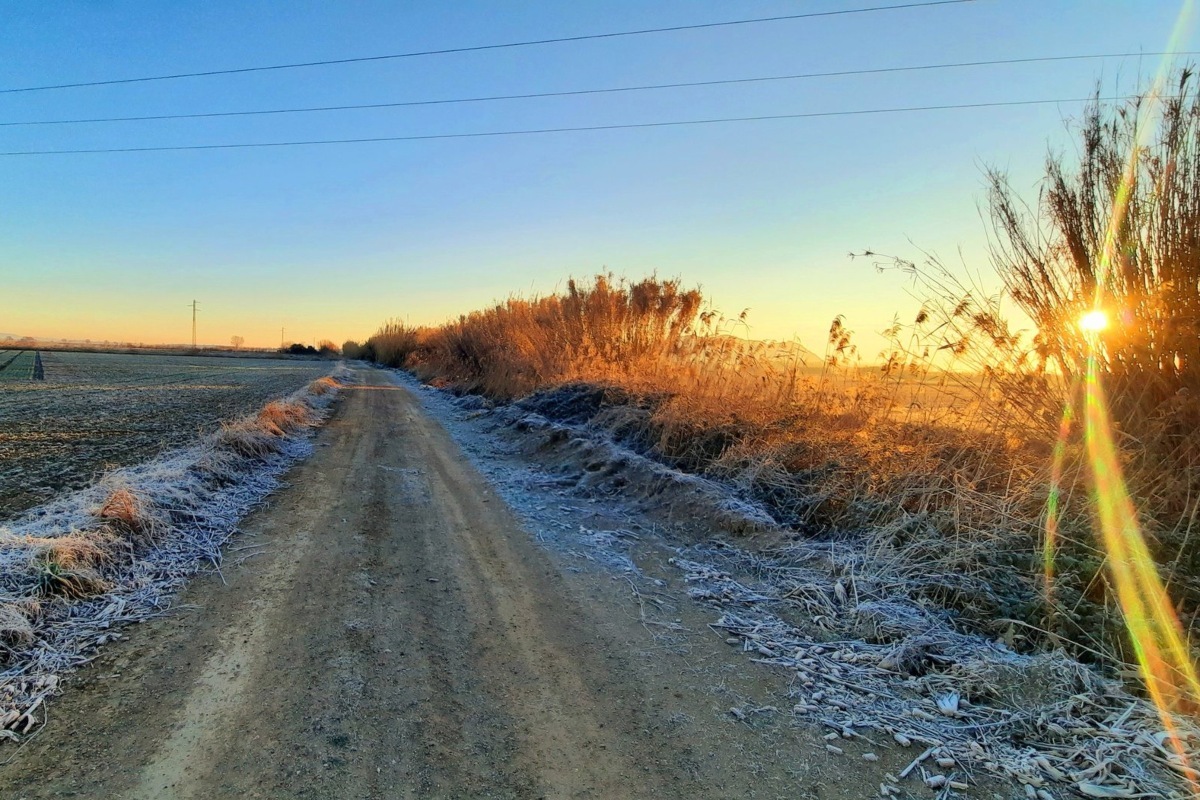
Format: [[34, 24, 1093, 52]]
[[342, 340, 363, 359], [282, 343, 319, 356], [317, 339, 339, 356], [230, 335, 245, 350]]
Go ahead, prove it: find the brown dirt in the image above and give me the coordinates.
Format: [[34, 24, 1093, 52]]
[[0, 370, 898, 799]]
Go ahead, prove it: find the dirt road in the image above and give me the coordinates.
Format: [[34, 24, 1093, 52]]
[[0, 370, 881, 799]]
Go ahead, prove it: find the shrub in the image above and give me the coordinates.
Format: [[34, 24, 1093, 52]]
[[365, 320, 423, 368], [404, 274, 703, 397]]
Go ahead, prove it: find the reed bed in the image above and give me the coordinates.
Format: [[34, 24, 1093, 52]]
[[363, 74, 1200, 677]]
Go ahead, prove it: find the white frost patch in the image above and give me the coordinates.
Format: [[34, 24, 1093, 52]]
[[672, 543, 1200, 799]]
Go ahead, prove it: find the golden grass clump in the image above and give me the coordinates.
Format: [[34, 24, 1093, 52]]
[[25, 533, 112, 571], [214, 398, 315, 458], [257, 399, 313, 435], [215, 419, 284, 458], [20, 533, 115, 599], [309, 376, 339, 395], [95, 486, 162, 541], [35, 560, 111, 599], [221, 419, 273, 449]]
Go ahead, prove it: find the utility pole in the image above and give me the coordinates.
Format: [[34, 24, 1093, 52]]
[[188, 300, 199, 348]]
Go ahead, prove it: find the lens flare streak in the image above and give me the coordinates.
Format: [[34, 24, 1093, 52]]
[[1083, 355, 1200, 785], [1044, 392, 1076, 604], [1046, 1, 1200, 790]]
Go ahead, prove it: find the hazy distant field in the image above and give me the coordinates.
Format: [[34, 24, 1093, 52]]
[[0, 351, 330, 518]]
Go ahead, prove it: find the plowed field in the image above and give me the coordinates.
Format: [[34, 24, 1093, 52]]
[[0, 351, 329, 518]]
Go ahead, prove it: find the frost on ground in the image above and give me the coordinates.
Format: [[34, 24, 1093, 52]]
[[0, 366, 352, 738], [396, 370, 1200, 800]]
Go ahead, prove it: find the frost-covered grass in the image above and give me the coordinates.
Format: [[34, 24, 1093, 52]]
[[0, 365, 352, 739]]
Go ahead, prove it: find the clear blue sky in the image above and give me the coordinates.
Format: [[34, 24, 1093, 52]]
[[1, 1, 1195, 351]]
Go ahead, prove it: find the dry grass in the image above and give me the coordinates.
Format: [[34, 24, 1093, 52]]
[[309, 376, 339, 396], [361, 73, 1200, 673], [367, 277, 1063, 644], [95, 485, 164, 543], [363, 320, 423, 369], [214, 419, 284, 459], [257, 399, 314, 435], [19, 533, 116, 599], [373, 286, 1130, 666], [976, 69, 1200, 658], [0, 605, 33, 649], [40, 534, 111, 570], [214, 395, 319, 458], [0, 368, 345, 733], [191, 446, 242, 483], [367, 274, 703, 398], [211, 388, 324, 455]]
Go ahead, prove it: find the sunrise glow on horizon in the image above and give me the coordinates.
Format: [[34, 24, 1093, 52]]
[[1, 1, 1196, 353]]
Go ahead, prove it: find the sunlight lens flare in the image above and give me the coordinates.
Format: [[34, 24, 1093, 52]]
[[1079, 310, 1109, 333], [1083, 356, 1200, 785], [1052, 1, 1200, 788], [1043, 388, 1078, 607]]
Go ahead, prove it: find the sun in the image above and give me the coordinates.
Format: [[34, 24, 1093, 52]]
[[1079, 309, 1109, 333]]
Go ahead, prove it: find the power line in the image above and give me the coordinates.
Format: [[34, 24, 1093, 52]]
[[0, 95, 1136, 157], [0, 1, 974, 95], [1, 51, 1189, 128]]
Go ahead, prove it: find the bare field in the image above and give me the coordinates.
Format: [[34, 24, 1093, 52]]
[[0, 350, 330, 518]]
